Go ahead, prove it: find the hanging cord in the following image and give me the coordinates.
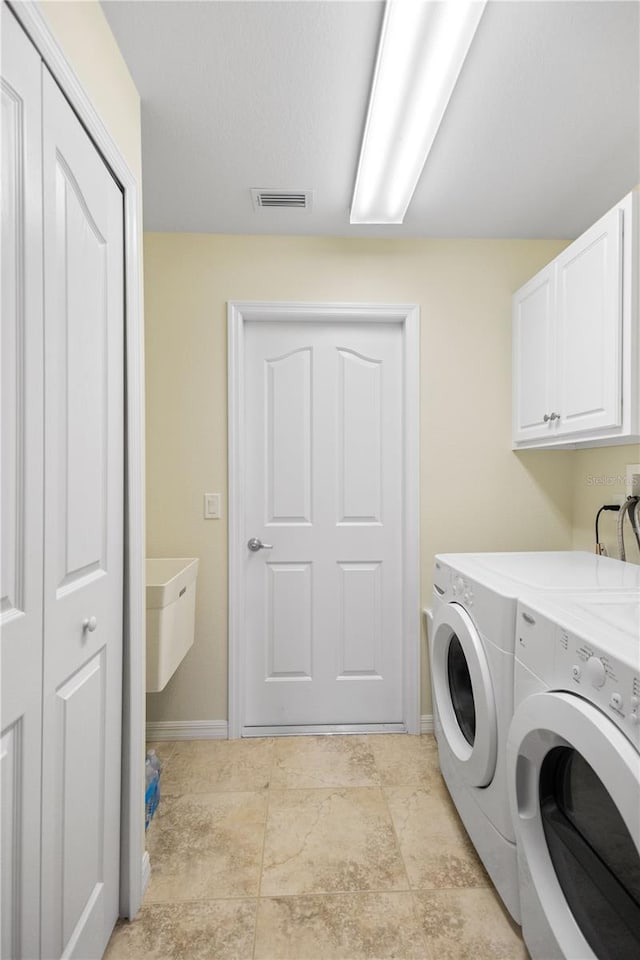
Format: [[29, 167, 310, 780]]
[[595, 504, 621, 555], [616, 496, 640, 561], [631, 499, 640, 553]]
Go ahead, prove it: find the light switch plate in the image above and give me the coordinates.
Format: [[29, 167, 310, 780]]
[[204, 493, 221, 519]]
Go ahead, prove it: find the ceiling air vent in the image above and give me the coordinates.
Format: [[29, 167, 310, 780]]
[[251, 189, 313, 212]]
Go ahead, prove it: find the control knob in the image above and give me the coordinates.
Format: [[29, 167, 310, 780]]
[[585, 656, 606, 689]]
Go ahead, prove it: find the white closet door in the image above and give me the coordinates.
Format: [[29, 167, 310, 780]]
[[1, 9, 44, 960], [40, 68, 124, 960]]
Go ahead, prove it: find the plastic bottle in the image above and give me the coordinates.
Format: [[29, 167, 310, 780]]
[[146, 750, 161, 800], [145, 756, 155, 787], [146, 749, 161, 776], [145, 749, 162, 825]]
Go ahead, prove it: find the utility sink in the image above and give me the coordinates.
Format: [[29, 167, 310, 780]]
[[146, 557, 199, 692]]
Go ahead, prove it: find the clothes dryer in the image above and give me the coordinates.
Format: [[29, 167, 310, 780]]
[[507, 591, 640, 960], [430, 551, 640, 922]]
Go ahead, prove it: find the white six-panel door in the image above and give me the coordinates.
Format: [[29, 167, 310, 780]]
[[243, 320, 404, 729], [39, 68, 124, 960], [1, 11, 44, 958]]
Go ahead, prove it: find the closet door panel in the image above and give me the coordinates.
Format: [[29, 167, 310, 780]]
[[56, 652, 106, 947], [41, 67, 124, 960], [53, 153, 109, 590], [0, 9, 44, 960]]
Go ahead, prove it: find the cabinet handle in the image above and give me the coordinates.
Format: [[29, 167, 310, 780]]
[[543, 413, 551, 422], [82, 616, 98, 633], [549, 412, 560, 421]]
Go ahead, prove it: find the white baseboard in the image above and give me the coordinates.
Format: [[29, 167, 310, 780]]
[[420, 714, 434, 734], [141, 851, 151, 900], [243, 722, 406, 737], [146, 718, 432, 739], [145, 720, 228, 741]]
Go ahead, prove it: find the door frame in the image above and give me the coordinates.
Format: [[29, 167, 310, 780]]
[[228, 301, 420, 738], [9, 1, 146, 918]]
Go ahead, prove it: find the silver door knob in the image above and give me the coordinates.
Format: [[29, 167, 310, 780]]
[[247, 538, 273, 552], [82, 616, 97, 633]]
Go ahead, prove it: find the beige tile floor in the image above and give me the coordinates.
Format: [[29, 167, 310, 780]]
[[106, 735, 528, 960]]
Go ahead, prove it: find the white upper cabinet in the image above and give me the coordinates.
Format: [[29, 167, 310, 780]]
[[513, 264, 555, 443], [556, 206, 623, 437], [512, 190, 638, 449]]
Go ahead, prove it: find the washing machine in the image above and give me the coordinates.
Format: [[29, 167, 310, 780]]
[[507, 590, 640, 960], [430, 551, 640, 923]]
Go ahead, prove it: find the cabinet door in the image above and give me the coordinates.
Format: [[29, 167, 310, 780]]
[[512, 264, 556, 443], [555, 206, 623, 436], [1, 9, 44, 959], [40, 68, 124, 960]]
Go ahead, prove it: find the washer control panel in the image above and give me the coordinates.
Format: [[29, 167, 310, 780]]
[[452, 575, 465, 596], [451, 575, 474, 606], [436, 569, 476, 607]]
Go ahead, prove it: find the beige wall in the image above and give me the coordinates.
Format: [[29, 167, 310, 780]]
[[144, 233, 581, 723], [38, 0, 142, 183], [571, 445, 640, 563]]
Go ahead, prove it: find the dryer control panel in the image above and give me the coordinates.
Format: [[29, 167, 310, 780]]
[[555, 628, 640, 746], [516, 599, 640, 749]]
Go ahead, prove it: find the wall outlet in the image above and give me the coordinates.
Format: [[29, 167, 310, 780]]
[[626, 464, 640, 499], [204, 492, 221, 519]]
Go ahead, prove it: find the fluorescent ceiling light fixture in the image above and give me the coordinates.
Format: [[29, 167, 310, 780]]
[[351, 0, 487, 224]]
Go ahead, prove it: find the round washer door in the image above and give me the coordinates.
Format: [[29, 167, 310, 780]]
[[431, 601, 497, 786], [508, 692, 640, 960]]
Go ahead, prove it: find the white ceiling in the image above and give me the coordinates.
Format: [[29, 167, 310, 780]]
[[101, 0, 640, 238]]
